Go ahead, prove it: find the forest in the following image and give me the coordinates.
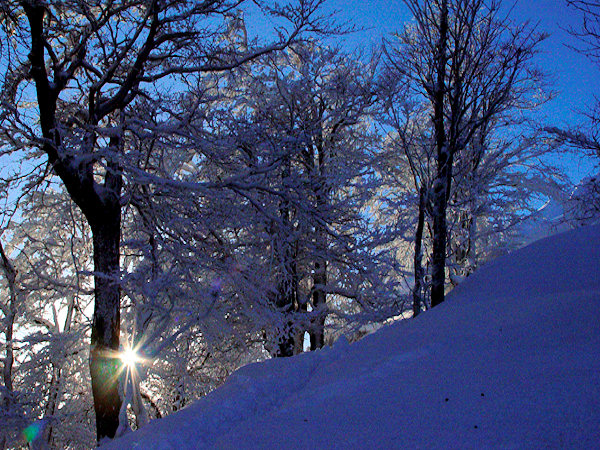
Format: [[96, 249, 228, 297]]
[[0, 0, 598, 447]]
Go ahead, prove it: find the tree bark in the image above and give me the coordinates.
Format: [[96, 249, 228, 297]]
[[272, 238, 299, 357], [294, 296, 308, 354], [89, 213, 122, 441], [413, 186, 426, 317], [0, 240, 16, 450], [309, 127, 328, 350], [0, 241, 15, 393], [273, 158, 300, 357], [23, 4, 125, 439], [43, 365, 62, 447], [310, 258, 326, 350], [274, 273, 298, 357], [430, 0, 450, 308], [431, 175, 450, 307]]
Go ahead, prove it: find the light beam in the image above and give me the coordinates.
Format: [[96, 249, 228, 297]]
[[120, 347, 140, 368]]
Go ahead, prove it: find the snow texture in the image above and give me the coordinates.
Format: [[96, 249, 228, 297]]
[[105, 224, 600, 449]]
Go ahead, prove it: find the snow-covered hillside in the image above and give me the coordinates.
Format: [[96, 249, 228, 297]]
[[106, 225, 600, 449], [517, 173, 600, 246]]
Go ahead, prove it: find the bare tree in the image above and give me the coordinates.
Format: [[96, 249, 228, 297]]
[[386, 0, 546, 306], [544, 1, 600, 154], [0, 187, 96, 447], [0, 0, 328, 441], [199, 42, 396, 355], [542, 1, 600, 224]]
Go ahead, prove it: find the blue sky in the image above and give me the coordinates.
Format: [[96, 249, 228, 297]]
[[325, 0, 600, 182], [330, 1, 598, 121], [243, 0, 599, 135]]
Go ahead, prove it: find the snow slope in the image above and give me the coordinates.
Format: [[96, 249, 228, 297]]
[[106, 224, 600, 449], [516, 197, 569, 246]]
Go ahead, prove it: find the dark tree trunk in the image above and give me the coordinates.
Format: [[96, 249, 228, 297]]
[[310, 135, 328, 350], [413, 186, 426, 317], [271, 244, 298, 357], [43, 366, 61, 447], [22, 4, 124, 441], [294, 295, 308, 354], [0, 240, 16, 450], [89, 211, 122, 441], [0, 244, 15, 391], [273, 158, 301, 358], [274, 265, 298, 357], [310, 258, 326, 350], [141, 391, 163, 419], [430, 0, 450, 308], [431, 180, 449, 307], [431, 147, 454, 307]]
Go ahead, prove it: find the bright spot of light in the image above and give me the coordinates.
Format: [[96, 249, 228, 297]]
[[120, 347, 140, 368]]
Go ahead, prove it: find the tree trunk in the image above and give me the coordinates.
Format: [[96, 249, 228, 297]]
[[274, 277, 298, 357], [42, 365, 62, 447], [0, 241, 16, 450], [413, 186, 426, 317], [23, 4, 124, 441], [89, 213, 122, 441], [0, 248, 15, 396], [271, 214, 298, 357], [294, 297, 308, 354], [431, 177, 449, 307], [273, 158, 300, 357], [452, 209, 475, 283], [431, 168, 454, 307], [310, 258, 326, 350], [430, 0, 450, 308], [272, 237, 298, 357], [310, 134, 328, 350], [141, 391, 163, 419]]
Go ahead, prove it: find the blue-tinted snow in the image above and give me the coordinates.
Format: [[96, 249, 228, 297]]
[[105, 224, 600, 449]]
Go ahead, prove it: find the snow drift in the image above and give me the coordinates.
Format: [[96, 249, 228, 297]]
[[106, 224, 600, 449]]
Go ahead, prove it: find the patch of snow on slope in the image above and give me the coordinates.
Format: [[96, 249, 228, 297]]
[[105, 224, 600, 449], [516, 197, 568, 246]]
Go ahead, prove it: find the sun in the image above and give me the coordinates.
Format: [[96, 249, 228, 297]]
[[120, 347, 140, 368]]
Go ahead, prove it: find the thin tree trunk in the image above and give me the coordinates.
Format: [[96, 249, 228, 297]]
[[413, 186, 426, 317], [310, 258, 326, 350], [310, 130, 328, 350], [43, 366, 61, 447], [272, 224, 298, 357], [273, 159, 299, 357], [431, 178, 449, 307], [1, 310, 15, 397], [430, 0, 450, 308], [274, 276, 297, 357], [131, 373, 149, 429], [294, 295, 308, 354], [453, 210, 475, 283], [0, 240, 16, 450], [0, 242, 15, 394]]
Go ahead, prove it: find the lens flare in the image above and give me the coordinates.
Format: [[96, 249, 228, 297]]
[[120, 347, 140, 368], [22, 420, 45, 443]]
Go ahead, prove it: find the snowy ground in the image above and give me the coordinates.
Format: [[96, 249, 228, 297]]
[[106, 224, 600, 449]]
